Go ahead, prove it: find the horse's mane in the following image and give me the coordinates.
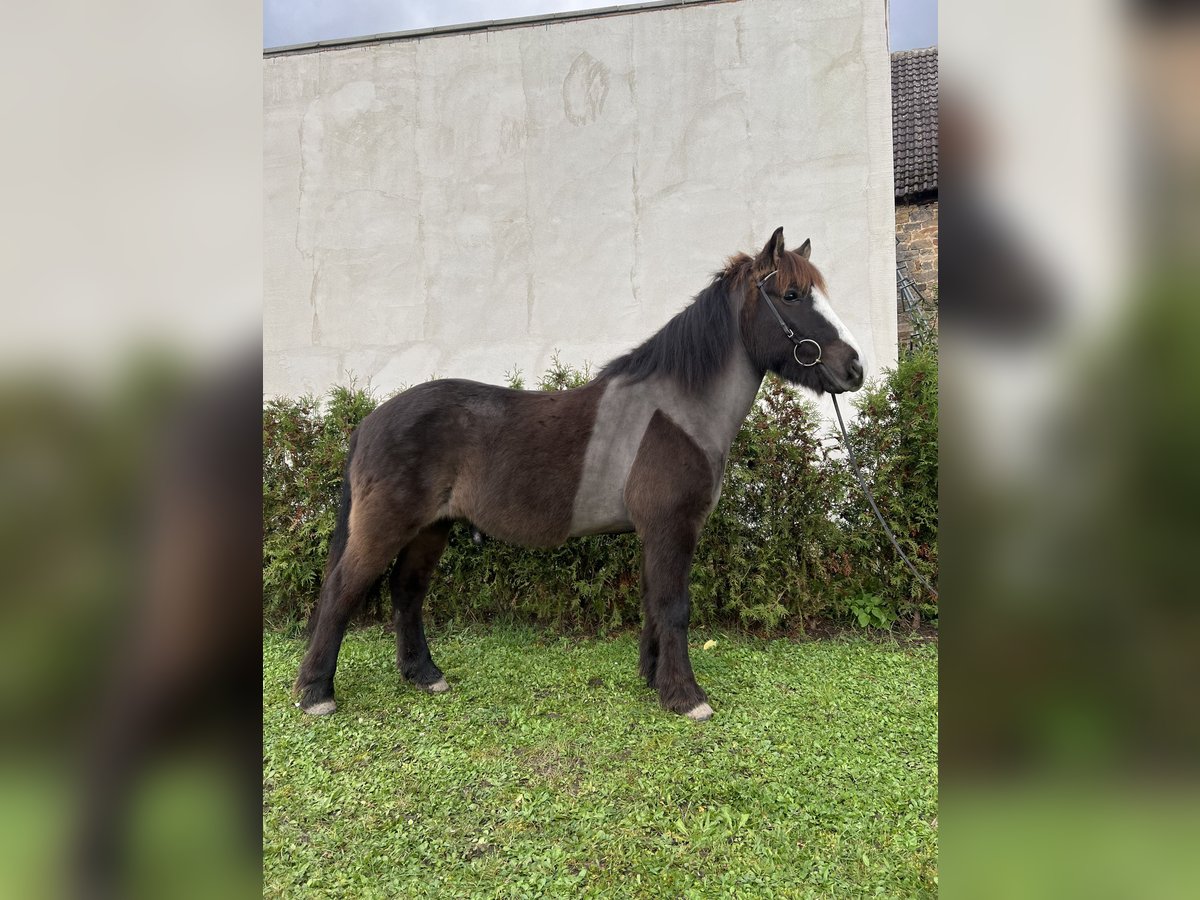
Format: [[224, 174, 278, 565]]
[[596, 256, 754, 393]]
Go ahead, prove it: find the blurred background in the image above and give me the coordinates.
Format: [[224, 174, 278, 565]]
[[940, 0, 1200, 895], [0, 2, 261, 898], [1, 0, 1198, 896]]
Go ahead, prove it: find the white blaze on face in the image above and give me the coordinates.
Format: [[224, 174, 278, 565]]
[[812, 286, 863, 359]]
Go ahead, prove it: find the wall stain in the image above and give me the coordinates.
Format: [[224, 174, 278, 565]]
[[500, 115, 527, 155], [562, 52, 610, 126]]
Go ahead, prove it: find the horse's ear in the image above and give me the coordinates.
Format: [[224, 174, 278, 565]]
[[755, 227, 785, 273], [795, 238, 811, 259]]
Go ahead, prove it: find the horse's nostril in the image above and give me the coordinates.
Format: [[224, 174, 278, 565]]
[[848, 357, 863, 382]]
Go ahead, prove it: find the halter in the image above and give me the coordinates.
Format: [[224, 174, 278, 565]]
[[756, 270, 822, 367]]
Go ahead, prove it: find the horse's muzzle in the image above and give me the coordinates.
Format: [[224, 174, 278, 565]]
[[821, 356, 864, 393], [846, 356, 864, 389]]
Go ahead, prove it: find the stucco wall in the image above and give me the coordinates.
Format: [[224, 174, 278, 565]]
[[264, 0, 896, 404]]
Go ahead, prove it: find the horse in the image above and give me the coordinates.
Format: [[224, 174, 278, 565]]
[[294, 227, 864, 721]]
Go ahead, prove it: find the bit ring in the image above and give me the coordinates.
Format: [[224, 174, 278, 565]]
[[794, 339, 822, 367]]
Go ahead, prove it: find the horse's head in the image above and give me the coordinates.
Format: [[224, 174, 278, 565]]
[[740, 226, 864, 394]]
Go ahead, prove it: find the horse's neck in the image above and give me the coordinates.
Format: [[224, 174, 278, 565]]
[[656, 340, 764, 462]]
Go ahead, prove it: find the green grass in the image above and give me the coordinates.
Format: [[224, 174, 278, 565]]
[[264, 626, 938, 898]]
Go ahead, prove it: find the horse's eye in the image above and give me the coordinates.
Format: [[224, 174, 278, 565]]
[[783, 290, 799, 302]]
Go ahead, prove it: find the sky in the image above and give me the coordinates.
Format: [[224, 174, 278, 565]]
[[264, 0, 937, 51]]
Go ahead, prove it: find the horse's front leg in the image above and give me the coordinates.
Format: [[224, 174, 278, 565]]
[[638, 614, 660, 689], [638, 567, 660, 688], [625, 410, 716, 720], [639, 528, 710, 720]]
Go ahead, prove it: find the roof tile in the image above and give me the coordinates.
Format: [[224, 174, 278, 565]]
[[892, 47, 938, 199]]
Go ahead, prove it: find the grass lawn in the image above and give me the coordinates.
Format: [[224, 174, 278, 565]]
[[264, 625, 938, 898]]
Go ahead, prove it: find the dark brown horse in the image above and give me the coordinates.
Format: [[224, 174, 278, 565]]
[[295, 227, 864, 721]]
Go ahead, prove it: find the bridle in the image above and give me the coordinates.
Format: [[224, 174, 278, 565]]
[[756, 270, 822, 367]]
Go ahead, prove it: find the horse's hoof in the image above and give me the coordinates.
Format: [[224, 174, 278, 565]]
[[297, 699, 337, 716], [419, 678, 451, 694], [685, 703, 713, 721]]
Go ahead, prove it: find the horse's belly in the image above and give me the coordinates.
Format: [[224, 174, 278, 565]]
[[568, 499, 634, 537], [567, 438, 636, 536]]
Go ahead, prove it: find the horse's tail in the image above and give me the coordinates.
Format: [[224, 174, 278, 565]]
[[306, 431, 358, 637], [326, 430, 358, 578]]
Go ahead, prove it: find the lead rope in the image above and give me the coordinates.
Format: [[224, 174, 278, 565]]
[[830, 392, 939, 599]]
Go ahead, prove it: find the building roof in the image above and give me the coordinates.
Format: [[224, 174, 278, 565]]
[[264, 0, 733, 56], [892, 47, 938, 200]]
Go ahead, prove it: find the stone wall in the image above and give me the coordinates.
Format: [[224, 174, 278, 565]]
[[895, 195, 938, 343]]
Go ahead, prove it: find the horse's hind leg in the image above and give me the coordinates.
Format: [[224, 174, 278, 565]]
[[295, 517, 417, 714], [391, 521, 452, 693], [295, 557, 390, 714]]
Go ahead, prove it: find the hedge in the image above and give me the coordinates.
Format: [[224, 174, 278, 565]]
[[263, 350, 937, 634]]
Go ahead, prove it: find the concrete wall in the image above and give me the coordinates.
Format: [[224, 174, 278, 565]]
[[264, 0, 896, 405]]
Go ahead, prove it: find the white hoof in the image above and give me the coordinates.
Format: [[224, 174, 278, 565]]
[[298, 699, 337, 716], [686, 703, 713, 721], [420, 678, 450, 694]]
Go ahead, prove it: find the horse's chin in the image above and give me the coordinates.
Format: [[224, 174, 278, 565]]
[[779, 364, 856, 394], [818, 366, 862, 394]]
